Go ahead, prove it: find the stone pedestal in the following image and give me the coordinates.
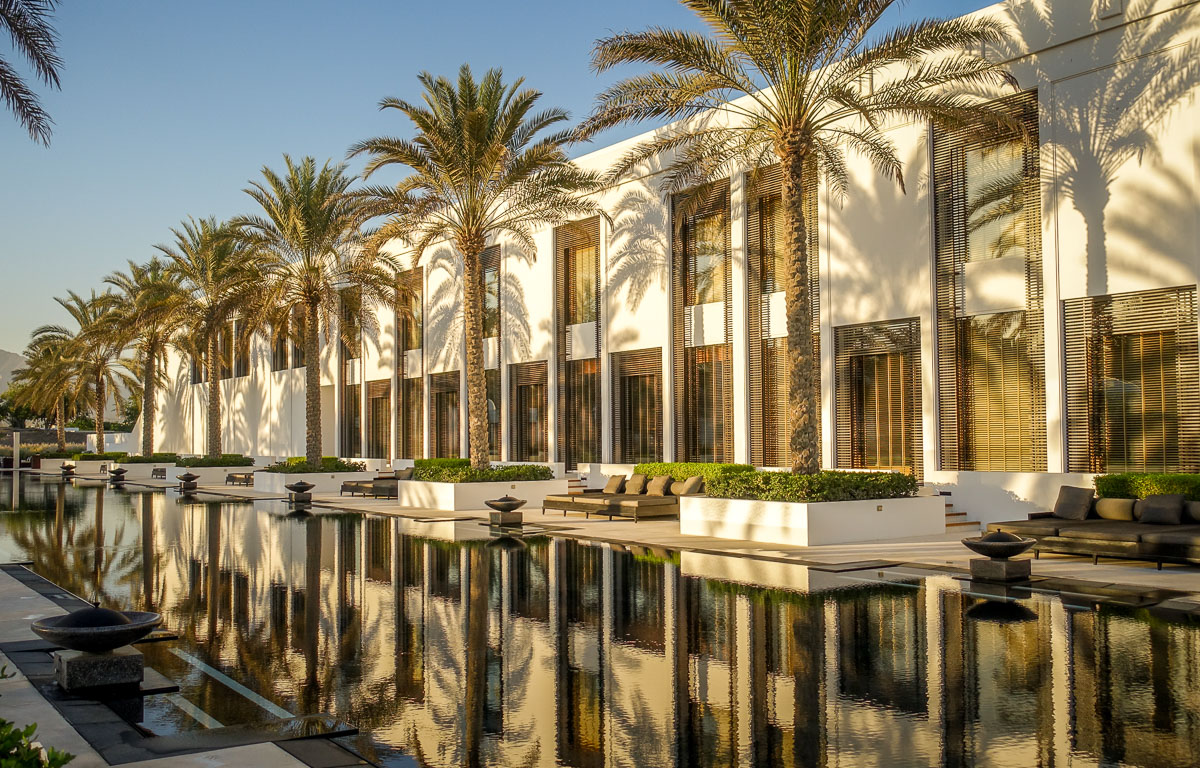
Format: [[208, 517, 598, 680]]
[[969, 557, 1031, 583], [53, 647, 144, 691], [488, 511, 522, 527]]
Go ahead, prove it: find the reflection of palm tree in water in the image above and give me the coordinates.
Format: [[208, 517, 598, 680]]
[[1003, 0, 1200, 295]]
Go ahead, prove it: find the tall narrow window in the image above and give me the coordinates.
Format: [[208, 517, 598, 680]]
[[398, 268, 423, 352], [481, 246, 500, 339], [567, 359, 599, 465], [366, 380, 390, 459], [612, 348, 663, 463], [270, 325, 288, 372], [685, 345, 731, 462], [339, 287, 362, 361], [486, 368, 501, 461], [219, 323, 233, 380], [556, 217, 602, 470], [341, 383, 361, 458], [933, 89, 1045, 471], [687, 213, 727, 305], [190, 357, 204, 385], [1064, 286, 1199, 473], [430, 372, 460, 458], [399, 377, 423, 460], [291, 309, 306, 369], [234, 321, 249, 378], [510, 361, 548, 462]]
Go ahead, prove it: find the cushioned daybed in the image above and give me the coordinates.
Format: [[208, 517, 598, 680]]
[[341, 467, 415, 498], [542, 473, 703, 522], [987, 486, 1200, 569]]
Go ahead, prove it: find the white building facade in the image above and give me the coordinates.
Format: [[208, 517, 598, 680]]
[[151, 0, 1200, 524]]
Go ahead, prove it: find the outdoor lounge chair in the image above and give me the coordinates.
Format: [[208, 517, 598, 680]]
[[225, 472, 254, 486], [542, 473, 704, 522]]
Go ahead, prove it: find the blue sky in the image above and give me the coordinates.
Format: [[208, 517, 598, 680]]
[[0, 0, 987, 352]]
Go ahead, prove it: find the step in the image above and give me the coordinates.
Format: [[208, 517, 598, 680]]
[[945, 511, 967, 519], [947, 519, 980, 529]]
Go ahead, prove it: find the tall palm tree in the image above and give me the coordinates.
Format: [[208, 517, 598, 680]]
[[105, 258, 184, 456], [1, 0, 62, 144], [11, 333, 79, 451], [31, 291, 135, 451], [233, 154, 393, 466], [580, 0, 1014, 472], [350, 65, 602, 469], [157, 217, 264, 458]]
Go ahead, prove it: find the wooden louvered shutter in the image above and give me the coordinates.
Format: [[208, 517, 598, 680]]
[[611, 348, 663, 463], [555, 217, 602, 470], [509, 361, 548, 462]]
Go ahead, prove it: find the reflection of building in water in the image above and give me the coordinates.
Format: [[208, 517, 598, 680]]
[[6, 485, 1199, 767]]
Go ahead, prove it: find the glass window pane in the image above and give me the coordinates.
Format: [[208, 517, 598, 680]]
[[690, 213, 726, 305], [961, 312, 1033, 471], [569, 245, 597, 325], [483, 267, 499, 338], [966, 140, 1026, 262]]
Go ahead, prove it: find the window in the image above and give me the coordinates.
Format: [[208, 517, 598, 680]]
[[398, 268, 423, 352], [481, 246, 500, 339], [569, 243, 597, 325], [486, 368, 501, 461], [340, 287, 361, 360], [1064, 286, 1199, 473], [835, 319, 922, 477], [190, 356, 204, 385], [430, 372, 460, 458], [556, 217, 602, 470], [510, 361, 548, 462], [684, 345, 732, 462], [366, 380, 390, 459], [398, 377, 423, 460], [291, 309, 306, 368], [612, 348, 663, 463], [219, 323, 233, 380], [686, 212, 726, 305], [341, 383, 361, 458], [933, 89, 1045, 471], [234, 322, 249, 378], [270, 325, 288, 372], [565, 359, 600, 466]]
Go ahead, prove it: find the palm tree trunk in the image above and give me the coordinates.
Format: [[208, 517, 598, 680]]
[[464, 545, 489, 768], [141, 341, 157, 456], [55, 398, 65, 452], [206, 333, 222, 458], [94, 372, 106, 453], [304, 301, 322, 466], [461, 248, 489, 469], [780, 146, 820, 474]]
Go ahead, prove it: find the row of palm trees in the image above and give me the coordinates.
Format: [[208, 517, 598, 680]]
[[12, 0, 1014, 473]]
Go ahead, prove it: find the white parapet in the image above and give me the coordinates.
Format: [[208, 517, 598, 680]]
[[395, 478, 569, 511], [111, 462, 176, 479], [679, 495, 945, 547], [254, 471, 373, 496], [166, 466, 254, 485]]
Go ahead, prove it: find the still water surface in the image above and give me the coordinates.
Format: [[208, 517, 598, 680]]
[[1, 475, 1199, 767]]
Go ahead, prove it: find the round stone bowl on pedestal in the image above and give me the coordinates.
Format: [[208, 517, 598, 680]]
[[961, 531, 1036, 559], [485, 495, 526, 527], [31, 606, 162, 654]]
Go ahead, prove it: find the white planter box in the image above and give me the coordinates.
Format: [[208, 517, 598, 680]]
[[70, 460, 114, 476], [396, 479, 569, 511], [679, 495, 945, 547], [166, 466, 256, 485], [111, 462, 176, 479], [254, 471, 372, 496]]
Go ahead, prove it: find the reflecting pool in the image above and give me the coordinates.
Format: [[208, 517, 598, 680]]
[[2, 475, 1199, 767]]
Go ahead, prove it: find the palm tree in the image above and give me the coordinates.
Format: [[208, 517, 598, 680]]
[[11, 334, 79, 451], [580, 0, 1014, 472], [1, 0, 62, 144], [157, 217, 264, 458], [105, 258, 184, 456], [350, 64, 602, 469], [233, 155, 392, 466], [30, 291, 135, 451]]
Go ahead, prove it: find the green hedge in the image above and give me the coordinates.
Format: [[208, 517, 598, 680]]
[[707, 470, 919, 503], [633, 462, 754, 483], [414, 457, 471, 470], [413, 464, 554, 483], [117, 453, 179, 464], [1094, 473, 1200, 501], [262, 457, 367, 474], [73, 452, 128, 461], [177, 455, 254, 468]]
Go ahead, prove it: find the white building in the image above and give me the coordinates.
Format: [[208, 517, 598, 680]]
[[150, 0, 1200, 524]]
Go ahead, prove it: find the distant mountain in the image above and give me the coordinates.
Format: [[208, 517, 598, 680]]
[[0, 349, 25, 391]]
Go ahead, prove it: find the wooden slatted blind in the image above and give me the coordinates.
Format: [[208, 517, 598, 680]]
[[396, 267, 424, 460], [486, 368, 501, 460], [672, 180, 733, 462], [398, 377, 423, 459], [509, 361, 548, 461], [429, 371, 460, 458], [1064, 286, 1199, 472], [341, 383, 361, 458], [366, 379, 390, 459], [611, 348, 663, 463], [555, 218, 602, 470], [834, 319, 923, 479], [932, 89, 1045, 471]]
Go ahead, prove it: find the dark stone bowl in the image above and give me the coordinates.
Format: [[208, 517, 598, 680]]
[[485, 496, 527, 513], [286, 480, 316, 494], [966, 600, 1037, 624], [32, 610, 162, 653], [177, 472, 200, 483], [962, 531, 1036, 560]]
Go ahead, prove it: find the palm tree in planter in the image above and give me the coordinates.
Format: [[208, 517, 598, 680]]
[[158, 217, 265, 458], [12, 334, 80, 452], [105, 258, 184, 456], [31, 291, 136, 452], [351, 64, 603, 469], [233, 154, 396, 467], [579, 0, 1016, 473]]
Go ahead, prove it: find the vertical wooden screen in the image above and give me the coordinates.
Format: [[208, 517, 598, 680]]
[[233, 321, 249, 377], [555, 217, 602, 470], [611, 348, 663, 463], [932, 89, 1045, 471], [341, 383, 361, 458], [672, 179, 733, 462], [396, 267, 424, 460], [270, 325, 288, 372], [482, 245, 500, 339], [399, 377, 423, 459], [510, 361, 548, 462], [366, 380, 390, 459], [1064, 286, 1199, 472], [834, 319, 923, 479], [486, 368, 501, 461], [290, 308, 306, 369], [430, 371, 460, 458]]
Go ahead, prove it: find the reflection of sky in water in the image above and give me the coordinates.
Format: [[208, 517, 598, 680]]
[[2, 474, 1199, 767]]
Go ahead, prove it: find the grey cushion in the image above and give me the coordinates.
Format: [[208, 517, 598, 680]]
[[987, 519, 1090, 537], [1052, 486, 1095, 520], [1056, 522, 1147, 542], [1095, 497, 1136, 521], [603, 474, 626, 494], [612, 496, 677, 509], [394, 467, 414, 480], [1187, 501, 1200, 524], [677, 475, 704, 496], [1137, 494, 1185, 525], [646, 475, 673, 496], [1137, 525, 1200, 547], [624, 473, 648, 495]]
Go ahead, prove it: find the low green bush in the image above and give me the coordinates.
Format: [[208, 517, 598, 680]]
[[633, 462, 755, 483], [707, 470, 918, 503], [414, 457, 472, 470], [0, 443, 84, 459], [262, 456, 367, 474], [115, 453, 179, 464], [72, 452, 128, 461], [1094, 472, 1200, 501], [413, 464, 554, 483], [176, 454, 254, 468]]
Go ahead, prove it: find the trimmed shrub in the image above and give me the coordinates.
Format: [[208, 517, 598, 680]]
[[262, 456, 367, 474], [413, 464, 554, 483], [633, 462, 754, 483], [1095, 473, 1200, 501], [707, 470, 918, 503], [176, 455, 255, 468], [115, 453, 179, 464], [72, 452, 128, 461], [414, 457, 472, 470]]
